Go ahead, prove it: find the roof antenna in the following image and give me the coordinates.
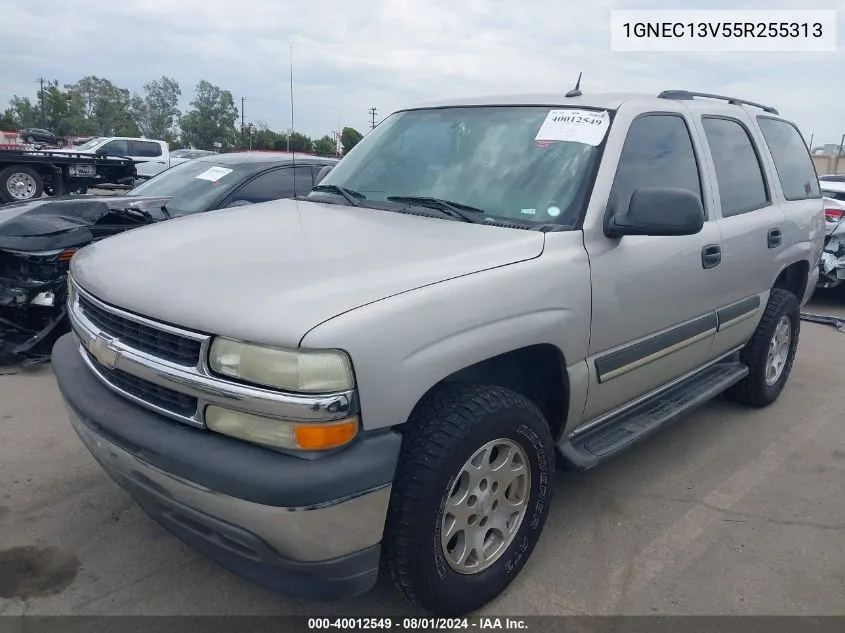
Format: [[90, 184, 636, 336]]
[[565, 72, 582, 98]]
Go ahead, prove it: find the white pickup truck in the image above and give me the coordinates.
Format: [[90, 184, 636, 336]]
[[67, 137, 172, 179]]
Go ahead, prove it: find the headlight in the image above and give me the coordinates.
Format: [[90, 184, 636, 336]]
[[208, 337, 355, 393], [205, 406, 358, 450]]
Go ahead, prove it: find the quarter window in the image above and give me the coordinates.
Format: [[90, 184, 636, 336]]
[[609, 114, 703, 217], [702, 117, 769, 217], [757, 117, 821, 200]]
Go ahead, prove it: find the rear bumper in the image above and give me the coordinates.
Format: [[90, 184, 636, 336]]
[[52, 333, 402, 600]]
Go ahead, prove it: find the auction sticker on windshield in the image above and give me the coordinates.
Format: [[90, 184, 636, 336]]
[[195, 166, 234, 182], [535, 109, 610, 146]]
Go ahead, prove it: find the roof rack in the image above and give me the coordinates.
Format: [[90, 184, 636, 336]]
[[657, 90, 779, 115]]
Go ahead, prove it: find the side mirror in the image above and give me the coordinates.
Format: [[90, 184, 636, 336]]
[[314, 165, 334, 186], [94, 147, 108, 156], [227, 200, 252, 208], [604, 187, 704, 238]]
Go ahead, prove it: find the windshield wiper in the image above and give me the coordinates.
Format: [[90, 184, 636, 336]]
[[310, 184, 365, 207], [160, 204, 172, 219], [386, 196, 489, 224]]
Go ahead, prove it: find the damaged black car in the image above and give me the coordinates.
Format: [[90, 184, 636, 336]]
[[0, 151, 338, 367]]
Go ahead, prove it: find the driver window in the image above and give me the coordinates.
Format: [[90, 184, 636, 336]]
[[608, 114, 703, 218]]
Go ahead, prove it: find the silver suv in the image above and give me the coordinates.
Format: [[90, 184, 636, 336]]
[[53, 90, 824, 615]]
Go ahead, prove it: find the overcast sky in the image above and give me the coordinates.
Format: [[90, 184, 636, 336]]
[[1, 0, 842, 144]]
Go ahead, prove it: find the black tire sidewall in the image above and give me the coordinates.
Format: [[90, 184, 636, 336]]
[[762, 300, 801, 401], [751, 292, 800, 403], [415, 405, 554, 613]]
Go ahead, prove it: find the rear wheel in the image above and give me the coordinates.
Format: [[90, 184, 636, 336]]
[[727, 288, 800, 407], [0, 166, 44, 203], [382, 383, 554, 615], [24, 135, 34, 144]]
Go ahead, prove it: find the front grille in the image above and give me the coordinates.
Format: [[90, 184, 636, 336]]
[[87, 351, 198, 417], [78, 294, 202, 366]]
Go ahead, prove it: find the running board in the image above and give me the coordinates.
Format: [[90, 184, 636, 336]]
[[558, 362, 749, 471]]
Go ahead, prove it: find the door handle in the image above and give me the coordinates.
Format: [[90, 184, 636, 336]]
[[768, 228, 782, 249], [701, 244, 721, 269]]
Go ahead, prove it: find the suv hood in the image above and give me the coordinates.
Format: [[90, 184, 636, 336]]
[[71, 199, 545, 345]]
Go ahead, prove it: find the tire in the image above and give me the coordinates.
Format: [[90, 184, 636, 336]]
[[727, 288, 800, 407], [0, 166, 44, 203], [24, 135, 34, 144], [382, 383, 555, 615]]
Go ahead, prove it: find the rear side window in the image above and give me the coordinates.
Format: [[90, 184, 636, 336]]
[[702, 117, 769, 217], [132, 140, 163, 157], [822, 189, 845, 202], [609, 114, 703, 215], [757, 118, 820, 200]]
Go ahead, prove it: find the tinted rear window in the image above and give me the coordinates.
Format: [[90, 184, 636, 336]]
[[757, 118, 820, 201]]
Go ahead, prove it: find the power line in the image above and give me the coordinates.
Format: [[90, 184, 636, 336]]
[[369, 107, 378, 130]]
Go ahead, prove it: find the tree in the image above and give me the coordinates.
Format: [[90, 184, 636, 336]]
[[65, 76, 140, 136], [1, 96, 40, 130], [314, 135, 337, 157], [251, 121, 282, 150], [136, 76, 181, 142], [180, 80, 239, 150], [341, 127, 363, 155], [287, 131, 313, 152]]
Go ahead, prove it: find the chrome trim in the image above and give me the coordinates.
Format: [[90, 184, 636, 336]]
[[573, 347, 744, 436], [68, 278, 359, 427], [68, 405, 390, 562]]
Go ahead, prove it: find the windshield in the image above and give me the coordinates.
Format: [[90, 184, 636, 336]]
[[76, 138, 102, 151], [315, 106, 606, 226], [129, 160, 251, 215]]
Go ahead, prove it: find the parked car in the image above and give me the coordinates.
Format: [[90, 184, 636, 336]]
[[52, 91, 822, 615], [59, 137, 171, 179], [169, 149, 218, 166], [19, 128, 66, 146], [819, 174, 845, 183], [817, 180, 845, 289], [0, 152, 337, 363]]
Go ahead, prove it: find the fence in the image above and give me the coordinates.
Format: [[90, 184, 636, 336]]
[[813, 154, 845, 176]]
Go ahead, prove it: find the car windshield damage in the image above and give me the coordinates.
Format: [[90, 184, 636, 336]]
[[310, 105, 606, 229], [129, 160, 251, 215]]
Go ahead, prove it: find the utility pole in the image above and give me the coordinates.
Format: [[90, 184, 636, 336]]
[[36, 77, 46, 127], [369, 107, 378, 130], [836, 133, 845, 174], [808, 133, 814, 150], [241, 97, 245, 148]]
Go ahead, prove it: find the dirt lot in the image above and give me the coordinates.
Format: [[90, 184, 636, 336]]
[[0, 293, 843, 616]]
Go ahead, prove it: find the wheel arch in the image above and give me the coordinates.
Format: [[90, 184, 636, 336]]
[[772, 259, 809, 301], [408, 344, 570, 442]]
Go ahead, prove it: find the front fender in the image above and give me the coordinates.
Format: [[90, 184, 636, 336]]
[[300, 231, 592, 431]]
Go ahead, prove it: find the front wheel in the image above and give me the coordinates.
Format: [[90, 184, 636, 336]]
[[382, 383, 554, 615]]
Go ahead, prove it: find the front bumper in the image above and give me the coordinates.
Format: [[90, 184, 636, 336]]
[[52, 333, 402, 600]]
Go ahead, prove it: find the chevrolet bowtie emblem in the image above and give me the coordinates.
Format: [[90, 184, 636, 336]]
[[88, 334, 120, 370]]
